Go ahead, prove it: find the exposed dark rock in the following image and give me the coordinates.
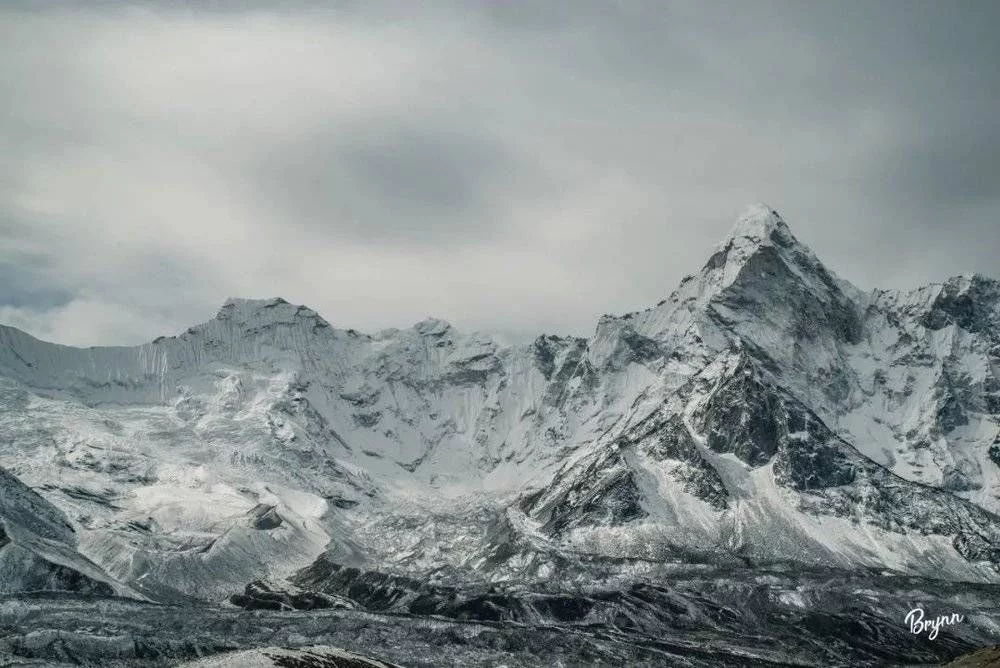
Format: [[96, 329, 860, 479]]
[[250, 504, 283, 530], [231, 579, 356, 612], [714, 244, 864, 345], [989, 443, 1000, 468], [352, 411, 382, 428], [531, 336, 559, 380], [921, 276, 1000, 333], [623, 413, 728, 510], [620, 327, 662, 365], [520, 447, 647, 536], [698, 356, 781, 467], [954, 533, 1000, 564], [772, 402, 857, 491]]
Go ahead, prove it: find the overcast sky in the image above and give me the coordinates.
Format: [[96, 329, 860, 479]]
[[1, 1, 998, 346]]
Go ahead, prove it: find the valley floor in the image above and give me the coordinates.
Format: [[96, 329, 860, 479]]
[[3, 567, 1000, 667]]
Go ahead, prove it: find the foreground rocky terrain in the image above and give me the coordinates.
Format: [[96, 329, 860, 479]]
[[2, 566, 999, 667], [2, 204, 999, 665]]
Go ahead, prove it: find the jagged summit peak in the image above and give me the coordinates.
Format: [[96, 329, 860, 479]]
[[724, 203, 795, 248], [683, 205, 863, 335], [700, 204, 804, 279], [941, 273, 999, 291], [212, 297, 331, 329], [216, 297, 289, 316]]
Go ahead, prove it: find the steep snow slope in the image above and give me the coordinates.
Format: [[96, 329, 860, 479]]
[[842, 276, 1000, 509], [1, 204, 999, 600]]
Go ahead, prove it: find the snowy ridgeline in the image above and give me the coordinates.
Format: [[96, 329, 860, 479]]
[[1, 204, 1000, 602]]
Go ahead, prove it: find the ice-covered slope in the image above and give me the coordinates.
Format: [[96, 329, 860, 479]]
[[2, 204, 1000, 601], [842, 275, 1000, 510], [0, 298, 618, 597]]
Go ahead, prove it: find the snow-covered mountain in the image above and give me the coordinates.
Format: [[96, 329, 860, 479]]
[[2, 204, 1000, 606]]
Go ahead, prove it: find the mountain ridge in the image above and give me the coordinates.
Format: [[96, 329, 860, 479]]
[[1, 204, 1000, 606], [1, 204, 995, 356]]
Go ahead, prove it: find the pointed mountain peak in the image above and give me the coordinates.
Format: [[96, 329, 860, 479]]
[[689, 205, 865, 345], [658, 205, 863, 341], [700, 204, 818, 278], [726, 203, 794, 246], [210, 297, 333, 331], [216, 297, 289, 318], [711, 204, 807, 268]]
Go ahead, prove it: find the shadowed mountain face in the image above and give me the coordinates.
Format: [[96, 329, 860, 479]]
[[2, 205, 1000, 665], [0, 465, 132, 598]]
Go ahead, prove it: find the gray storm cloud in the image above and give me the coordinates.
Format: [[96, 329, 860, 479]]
[[1, 1, 998, 346]]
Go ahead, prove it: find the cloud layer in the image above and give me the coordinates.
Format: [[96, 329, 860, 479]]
[[1, 1, 998, 346]]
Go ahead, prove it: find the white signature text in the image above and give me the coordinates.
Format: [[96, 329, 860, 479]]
[[905, 608, 964, 640]]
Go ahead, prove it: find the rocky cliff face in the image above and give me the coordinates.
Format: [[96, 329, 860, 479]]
[[1, 204, 999, 603]]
